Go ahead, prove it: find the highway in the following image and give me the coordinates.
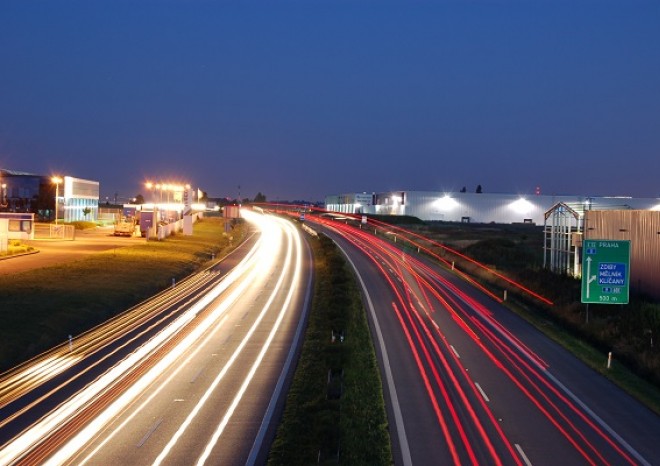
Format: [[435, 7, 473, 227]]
[[0, 211, 312, 466], [312, 215, 659, 466]]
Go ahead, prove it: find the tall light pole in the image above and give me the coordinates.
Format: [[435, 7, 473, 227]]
[[145, 181, 154, 204], [52, 176, 63, 224]]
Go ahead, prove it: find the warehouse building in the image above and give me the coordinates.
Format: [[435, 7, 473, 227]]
[[325, 191, 659, 225], [326, 190, 660, 299]]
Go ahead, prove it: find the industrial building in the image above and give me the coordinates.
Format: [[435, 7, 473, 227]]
[[326, 190, 660, 299], [0, 169, 100, 223], [325, 191, 660, 225]]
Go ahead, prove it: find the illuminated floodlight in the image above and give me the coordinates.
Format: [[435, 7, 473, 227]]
[[509, 198, 534, 214], [435, 195, 458, 210]]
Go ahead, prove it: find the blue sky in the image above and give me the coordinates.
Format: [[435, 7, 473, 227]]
[[1, 0, 659, 202]]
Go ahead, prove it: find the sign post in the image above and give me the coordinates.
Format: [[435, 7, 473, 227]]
[[581, 240, 630, 304]]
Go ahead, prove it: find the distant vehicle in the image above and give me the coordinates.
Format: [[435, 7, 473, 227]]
[[113, 219, 135, 236]]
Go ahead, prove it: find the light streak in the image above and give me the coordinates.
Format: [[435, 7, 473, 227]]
[[196, 218, 303, 465], [1, 215, 269, 466], [311, 214, 645, 465], [151, 212, 298, 465]]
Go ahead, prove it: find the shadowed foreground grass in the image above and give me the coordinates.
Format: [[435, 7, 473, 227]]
[[0, 217, 246, 373]]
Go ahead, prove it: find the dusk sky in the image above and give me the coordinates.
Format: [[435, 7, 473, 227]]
[[1, 1, 659, 202]]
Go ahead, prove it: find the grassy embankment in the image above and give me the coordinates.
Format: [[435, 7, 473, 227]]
[[269, 233, 391, 465], [382, 220, 660, 414], [0, 217, 246, 373]]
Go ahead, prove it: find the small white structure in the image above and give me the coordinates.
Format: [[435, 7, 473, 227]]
[[0, 213, 35, 252]]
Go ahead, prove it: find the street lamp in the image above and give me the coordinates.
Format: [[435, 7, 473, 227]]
[[52, 176, 63, 224], [145, 181, 154, 203]]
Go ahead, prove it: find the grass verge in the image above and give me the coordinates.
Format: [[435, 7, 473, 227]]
[[0, 217, 246, 373], [268, 233, 392, 465]]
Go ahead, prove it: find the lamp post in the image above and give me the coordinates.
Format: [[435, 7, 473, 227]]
[[145, 181, 154, 204], [52, 176, 63, 224]]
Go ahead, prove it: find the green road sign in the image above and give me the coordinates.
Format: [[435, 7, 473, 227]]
[[581, 239, 630, 304]]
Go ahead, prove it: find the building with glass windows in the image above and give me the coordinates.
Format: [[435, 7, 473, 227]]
[[0, 168, 99, 222], [58, 176, 100, 223], [0, 169, 42, 213]]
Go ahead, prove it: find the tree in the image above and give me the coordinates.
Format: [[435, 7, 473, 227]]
[[134, 194, 145, 204], [254, 192, 267, 203], [82, 207, 91, 219], [476, 184, 483, 194], [460, 186, 467, 193]]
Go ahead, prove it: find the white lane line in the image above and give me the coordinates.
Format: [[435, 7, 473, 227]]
[[450, 345, 460, 359], [190, 367, 204, 384], [515, 443, 533, 466], [153, 215, 289, 465], [137, 418, 163, 448], [72, 314, 233, 466], [196, 222, 302, 465], [335, 241, 413, 466], [475, 382, 490, 402], [544, 371, 651, 466], [246, 225, 313, 465]]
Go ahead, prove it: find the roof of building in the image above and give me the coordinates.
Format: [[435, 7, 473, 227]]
[[0, 168, 41, 177]]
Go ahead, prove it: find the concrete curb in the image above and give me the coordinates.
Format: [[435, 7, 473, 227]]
[[0, 250, 40, 261]]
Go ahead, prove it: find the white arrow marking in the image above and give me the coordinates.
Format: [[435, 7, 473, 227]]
[[585, 256, 597, 299]]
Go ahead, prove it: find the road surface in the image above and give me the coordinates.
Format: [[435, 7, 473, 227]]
[[314, 215, 659, 466], [0, 211, 312, 466]]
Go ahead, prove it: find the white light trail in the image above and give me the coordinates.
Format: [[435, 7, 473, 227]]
[[152, 213, 298, 465], [0, 215, 269, 466], [196, 218, 303, 465]]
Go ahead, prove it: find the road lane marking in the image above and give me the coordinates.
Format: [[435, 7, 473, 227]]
[[334, 241, 413, 466], [195, 217, 302, 465], [475, 382, 490, 402], [190, 367, 204, 384], [247, 227, 314, 465], [450, 345, 460, 358], [544, 371, 651, 466], [515, 444, 532, 466], [137, 418, 162, 448]]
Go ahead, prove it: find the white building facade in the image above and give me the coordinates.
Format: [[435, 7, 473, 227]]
[[325, 191, 660, 225], [60, 176, 100, 223]]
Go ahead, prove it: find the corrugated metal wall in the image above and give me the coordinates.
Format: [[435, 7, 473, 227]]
[[585, 210, 660, 300]]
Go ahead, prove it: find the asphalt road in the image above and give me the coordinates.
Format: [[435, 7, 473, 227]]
[[316, 217, 659, 466], [0, 226, 141, 275], [69, 213, 312, 465], [0, 212, 313, 466]]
